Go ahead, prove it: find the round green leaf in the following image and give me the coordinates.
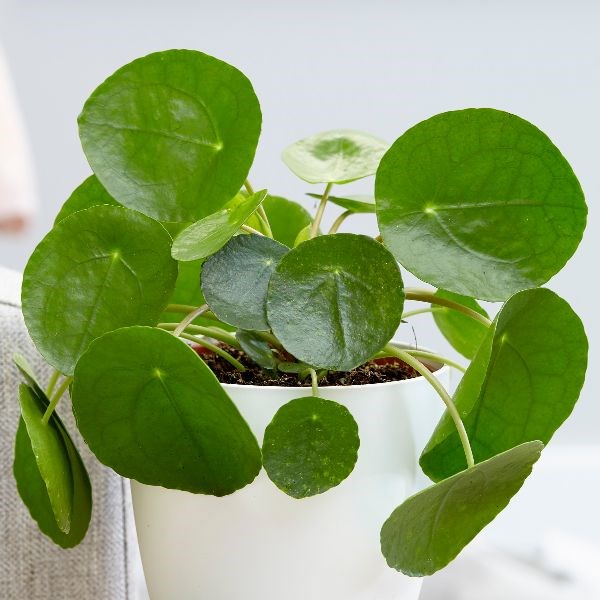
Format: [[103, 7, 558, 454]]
[[282, 130, 388, 184], [307, 193, 375, 213], [72, 326, 261, 495], [22, 205, 178, 375], [262, 396, 360, 498], [375, 108, 587, 301], [266, 234, 404, 371], [420, 288, 588, 481], [201, 234, 288, 330], [250, 194, 313, 247], [236, 330, 278, 370], [78, 49, 262, 222], [55, 175, 120, 224], [432, 290, 490, 359], [171, 190, 267, 261], [381, 441, 543, 576]]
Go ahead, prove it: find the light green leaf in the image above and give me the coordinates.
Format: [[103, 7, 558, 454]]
[[22, 205, 178, 375], [79, 49, 262, 223], [293, 224, 312, 247], [201, 234, 288, 330], [72, 326, 261, 495], [283, 130, 388, 184], [171, 190, 268, 261], [381, 441, 543, 576], [420, 288, 587, 481], [266, 234, 404, 371], [432, 290, 489, 359], [307, 193, 375, 213], [236, 330, 278, 370], [262, 396, 360, 498], [375, 108, 587, 301], [55, 175, 120, 224]]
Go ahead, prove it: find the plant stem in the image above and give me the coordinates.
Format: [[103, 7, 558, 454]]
[[41, 377, 73, 425], [166, 303, 202, 315], [310, 183, 333, 238], [255, 207, 273, 238], [309, 368, 319, 396], [401, 307, 444, 320], [158, 322, 240, 348], [384, 344, 474, 469], [328, 210, 353, 235], [244, 179, 255, 195], [241, 223, 265, 237], [45, 369, 60, 397], [180, 333, 246, 371], [403, 350, 466, 373], [405, 288, 491, 327], [173, 304, 209, 337]]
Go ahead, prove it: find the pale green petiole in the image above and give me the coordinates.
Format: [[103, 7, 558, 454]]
[[179, 332, 246, 372], [158, 322, 240, 349], [41, 376, 73, 425], [310, 182, 333, 238]]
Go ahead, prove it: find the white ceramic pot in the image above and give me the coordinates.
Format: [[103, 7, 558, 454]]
[[132, 350, 448, 600]]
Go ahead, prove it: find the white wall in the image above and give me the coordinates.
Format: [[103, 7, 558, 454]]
[[0, 0, 597, 441]]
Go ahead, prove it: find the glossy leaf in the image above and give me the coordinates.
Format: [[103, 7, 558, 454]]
[[17, 384, 73, 533], [79, 49, 262, 222], [375, 108, 587, 301], [201, 234, 288, 330], [22, 205, 178, 375], [282, 130, 388, 184], [251, 194, 313, 247], [72, 326, 261, 495], [381, 441, 543, 576], [420, 288, 587, 481], [307, 193, 375, 213], [171, 190, 268, 261], [266, 234, 404, 371], [262, 396, 360, 498], [432, 290, 489, 359], [236, 330, 278, 370], [55, 175, 119, 224]]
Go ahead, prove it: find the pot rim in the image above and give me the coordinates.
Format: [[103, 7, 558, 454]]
[[220, 341, 450, 392]]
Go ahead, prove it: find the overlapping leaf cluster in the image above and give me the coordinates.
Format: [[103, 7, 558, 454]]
[[12, 49, 588, 577]]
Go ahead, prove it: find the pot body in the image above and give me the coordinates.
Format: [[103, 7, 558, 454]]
[[132, 359, 448, 600]]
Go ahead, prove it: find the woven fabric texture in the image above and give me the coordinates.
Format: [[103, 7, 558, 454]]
[[0, 267, 136, 599]]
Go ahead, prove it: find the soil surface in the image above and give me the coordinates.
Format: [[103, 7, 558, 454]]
[[193, 344, 421, 387]]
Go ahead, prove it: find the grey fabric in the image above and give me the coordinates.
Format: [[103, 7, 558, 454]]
[[0, 267, 138, 599]]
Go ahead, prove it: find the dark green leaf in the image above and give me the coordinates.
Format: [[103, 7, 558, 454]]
[[432, 290, 489, 359], [283, 130, 388, 184], [171, 190, 268, 261], [72, 326, 261, 495], [201, 234, 288, 330], [266, 234, 404, 370], [307, 193, 375, 213], [381, 441, 543, 576], [420, 288, 587, 481], [262, 396, 360, 498], [375, 108, 587, 301], [22, 205, 178, 375], [236, 330, 278, 370], [250, 194, 313, 247], [79, 49, 262, 222], [54, 175, 120, 224]]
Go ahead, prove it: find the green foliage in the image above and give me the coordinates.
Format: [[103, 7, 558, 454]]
[[201, 234, 288, 330], [55, 175, 120, 223], [381, 441, 543, 576], [375, 108, 587, 301], [71, 326, 262, 495], [236, 330, 278, 370], [250, 195, 313, 247], [307, 193, 375, 213], [22, 205, 178, 375], [262, 396, 360, 498], [283, 130, 388, 184], [267, 234, 404, 370], [171, 190, 268, 261], [79, 50, 261, 223], [432, 290, 489, 359], [420, 288, 587, 481]]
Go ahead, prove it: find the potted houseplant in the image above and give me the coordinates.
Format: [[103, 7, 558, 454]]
[[12, 49, 588, 600]]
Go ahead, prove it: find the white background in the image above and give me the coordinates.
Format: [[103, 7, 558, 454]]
[[1, 1, 598, 592]]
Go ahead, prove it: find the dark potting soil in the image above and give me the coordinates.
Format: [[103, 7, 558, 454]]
[[193, 344, 421, 387]]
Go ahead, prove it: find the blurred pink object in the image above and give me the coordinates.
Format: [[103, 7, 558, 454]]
[[0, 45, 36, 233]]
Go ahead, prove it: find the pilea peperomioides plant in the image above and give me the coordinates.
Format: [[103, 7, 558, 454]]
[[13, 49, 587, 578]]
